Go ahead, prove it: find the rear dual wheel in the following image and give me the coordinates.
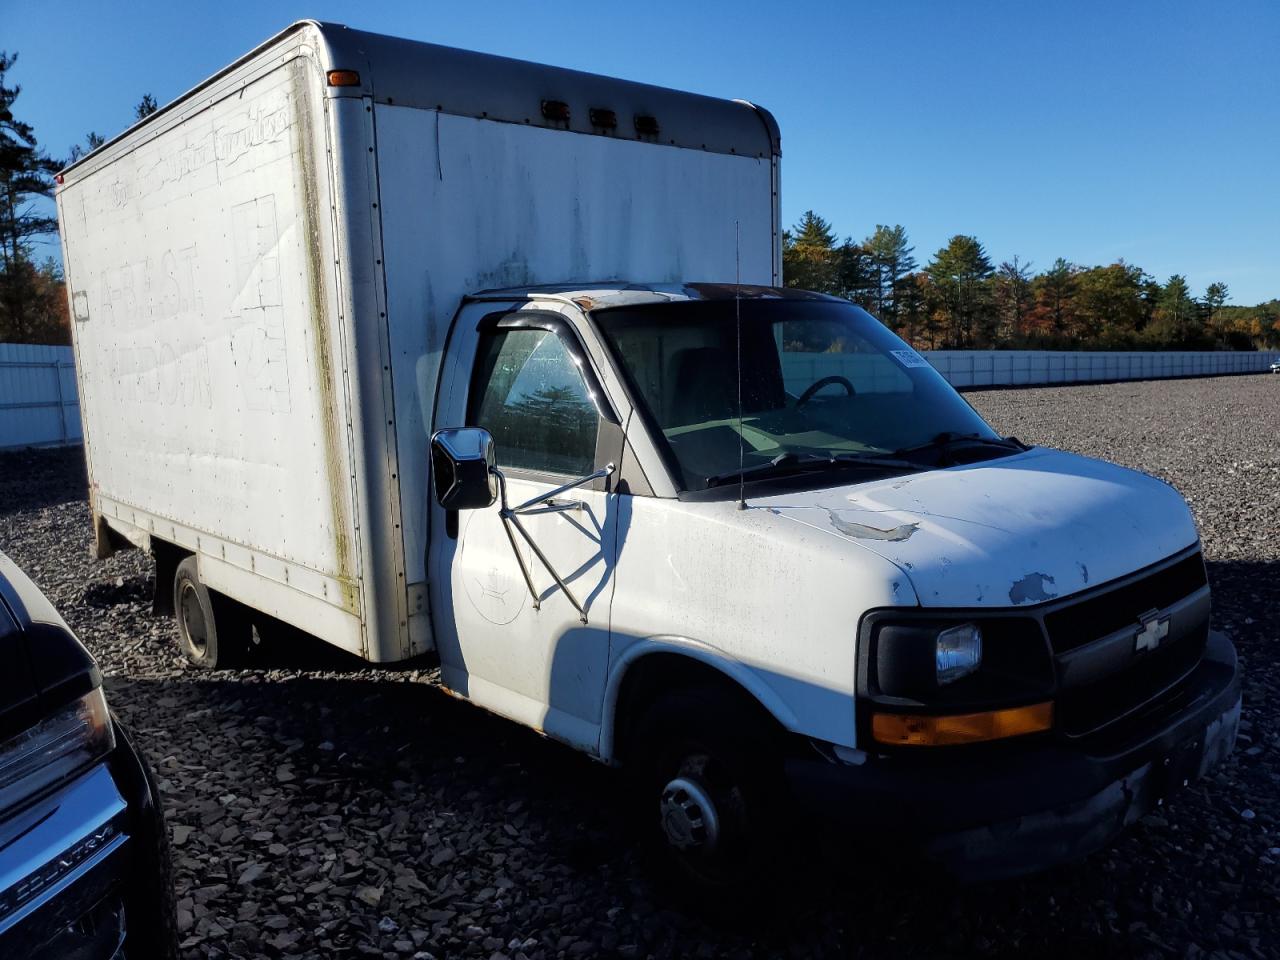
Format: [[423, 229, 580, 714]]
[[172, 557, 251, 669]]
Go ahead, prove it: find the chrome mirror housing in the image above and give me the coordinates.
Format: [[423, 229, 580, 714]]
[[430, 427, 498, 511]]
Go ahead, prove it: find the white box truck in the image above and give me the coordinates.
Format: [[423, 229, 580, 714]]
[[57, 21, 1239, 891]]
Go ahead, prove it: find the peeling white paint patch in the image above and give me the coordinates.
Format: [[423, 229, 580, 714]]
[[825, 510, 919, 542]]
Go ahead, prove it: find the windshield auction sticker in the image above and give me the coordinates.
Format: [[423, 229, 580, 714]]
[[890, 349, 931, 368]]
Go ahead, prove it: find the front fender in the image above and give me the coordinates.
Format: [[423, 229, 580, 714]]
[[599, 635, 808, 763]]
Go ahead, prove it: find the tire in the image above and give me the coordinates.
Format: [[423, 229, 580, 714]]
[[628, 687, 786, 905], [172, 556, 249, 669]]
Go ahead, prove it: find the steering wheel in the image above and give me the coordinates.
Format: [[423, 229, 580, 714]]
[[796, 375, 856, 407]]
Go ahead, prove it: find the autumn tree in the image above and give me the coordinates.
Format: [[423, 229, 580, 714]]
[[1074, 262, 1147, 345], [782, 211, 876, 307], [2, 257, 68, 343], [1028, 258, 1078, 341], [724, 204, 1275, 351], [1213, 300, 1279, 349]]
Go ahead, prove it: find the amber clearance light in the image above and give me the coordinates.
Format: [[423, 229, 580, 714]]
[[326, 69, 362, 87], [872, 702, 1053, 747]]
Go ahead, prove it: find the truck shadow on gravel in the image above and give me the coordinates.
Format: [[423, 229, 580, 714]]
[[101, 665, 1223, 960], [0, 446, 88, 514], [77, 555, 1278, 957]]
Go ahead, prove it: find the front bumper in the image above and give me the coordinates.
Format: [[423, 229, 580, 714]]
[[0, 718, 173, 958], [786, 630, 1241, 881]]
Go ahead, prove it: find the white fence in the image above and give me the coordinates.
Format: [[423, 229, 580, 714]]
[[0, 343, 1276, 451], [922, 350, 1279, 388], [781, 348, 1279, 396], [0, 343, 81, 450]]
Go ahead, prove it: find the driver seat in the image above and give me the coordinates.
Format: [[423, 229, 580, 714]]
[[669, 347, 737, 426]]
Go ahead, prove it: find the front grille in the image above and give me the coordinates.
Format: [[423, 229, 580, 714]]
[[1044, 551, 1207, 654], [1057, 616, 1208, 738]]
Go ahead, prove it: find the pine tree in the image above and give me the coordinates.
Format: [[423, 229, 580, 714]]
[[864, 224, 916, 328], [993, 256, 1034, 343], [135, 94, 158, 120], [1145, 275, 1206, 347], [925, 236, 994, 347], [0, 51, 63, 342], [792, 210, 836, 247], [67, 131, 105, 163], [1202, 282, 1229, 329]]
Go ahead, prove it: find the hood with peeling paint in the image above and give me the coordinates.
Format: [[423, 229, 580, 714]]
[[759, 448, 1199, 608]]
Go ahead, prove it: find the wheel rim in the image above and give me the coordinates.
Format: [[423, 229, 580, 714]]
[[660, 776, 721, 853], [654, 745, 756, 888], [179, 581, 209, 657]]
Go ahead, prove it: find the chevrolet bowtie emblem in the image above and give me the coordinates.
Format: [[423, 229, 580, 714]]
[[1134, 609, 1171, 653]]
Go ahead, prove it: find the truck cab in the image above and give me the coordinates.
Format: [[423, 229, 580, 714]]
[[426, 282, 1241, 888]]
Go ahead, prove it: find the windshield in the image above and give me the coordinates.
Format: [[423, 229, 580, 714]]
[[594, 297, 1004, 491]]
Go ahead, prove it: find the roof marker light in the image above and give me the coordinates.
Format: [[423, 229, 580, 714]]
[[541, 99, 570, 123], [326, 69, 361, 87], [588, 108, 617, 130], [634, 114, 659, 137]]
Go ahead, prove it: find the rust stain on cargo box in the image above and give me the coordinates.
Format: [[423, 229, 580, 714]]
[[293, 61, 359, 616]]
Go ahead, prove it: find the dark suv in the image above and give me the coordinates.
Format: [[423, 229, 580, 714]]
[[0, 549, 176, 958]]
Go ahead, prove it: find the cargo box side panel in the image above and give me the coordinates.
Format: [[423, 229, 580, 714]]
[[374, 106, 775, 586], [60, 59, 363, 638]]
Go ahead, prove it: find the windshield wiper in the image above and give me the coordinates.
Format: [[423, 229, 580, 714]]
[[893, 431, 1029, 459], [704, 451, 925, 489]]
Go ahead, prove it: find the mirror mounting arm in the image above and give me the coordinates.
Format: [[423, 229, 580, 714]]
[[494, 463, 615, 624], [511, 463, 616, 515]]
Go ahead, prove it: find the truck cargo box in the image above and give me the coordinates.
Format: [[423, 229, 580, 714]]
[[57, 20, 780, 662]]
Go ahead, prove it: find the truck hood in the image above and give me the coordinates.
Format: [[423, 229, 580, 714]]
[[759, 448, 1199, 607]]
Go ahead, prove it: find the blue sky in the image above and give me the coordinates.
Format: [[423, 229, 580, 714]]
[[7, 0, 1278, 303]]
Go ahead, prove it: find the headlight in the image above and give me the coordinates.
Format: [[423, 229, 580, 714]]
[[863, 615, 1053, 704], [936, 623, 982, 685], [862, 615, 1056, 746], [0, 687, 115, 816]]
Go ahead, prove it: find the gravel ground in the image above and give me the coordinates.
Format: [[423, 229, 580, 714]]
[[1, 373, 1277, 959]]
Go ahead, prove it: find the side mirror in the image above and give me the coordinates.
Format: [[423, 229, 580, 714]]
[[431, 427, 498, 510]]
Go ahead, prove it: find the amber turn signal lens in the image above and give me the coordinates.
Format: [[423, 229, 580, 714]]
[[326, 69, 362, 87], [872, 702, 1053, 746]]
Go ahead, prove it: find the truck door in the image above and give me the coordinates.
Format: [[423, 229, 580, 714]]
[[428, 304, 622, 752]]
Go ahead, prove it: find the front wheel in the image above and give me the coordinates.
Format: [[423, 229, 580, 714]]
[[172, 556, 249, 669], [629, 689, 785, 902]]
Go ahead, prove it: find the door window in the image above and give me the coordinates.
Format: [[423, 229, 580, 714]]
[[469, 328, 600, 476]]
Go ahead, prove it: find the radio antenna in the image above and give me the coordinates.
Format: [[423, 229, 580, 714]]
[[735, 220, 747, 511]]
